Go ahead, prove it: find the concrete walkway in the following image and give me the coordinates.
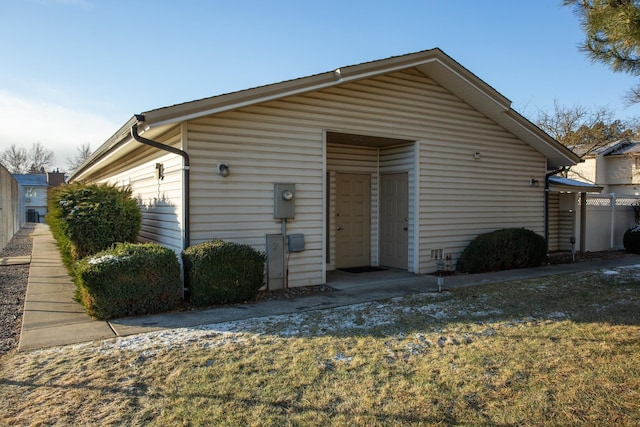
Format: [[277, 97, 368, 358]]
[[18, 225, 114, 351], [17, 223, 640, 351]]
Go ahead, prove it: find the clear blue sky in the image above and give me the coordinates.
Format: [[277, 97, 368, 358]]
[[2, 0, 640, 171]]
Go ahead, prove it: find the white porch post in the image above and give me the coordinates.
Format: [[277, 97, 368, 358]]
[[580, 192, 586, 253], [610, 193, 616, 250]]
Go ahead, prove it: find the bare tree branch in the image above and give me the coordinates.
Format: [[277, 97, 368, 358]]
[[66, 143, 92, 172], [27, 142, 55, 174], [0, 145, 28, 174]]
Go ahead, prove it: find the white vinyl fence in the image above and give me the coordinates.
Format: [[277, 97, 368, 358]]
[[577, 194, 640, 252]]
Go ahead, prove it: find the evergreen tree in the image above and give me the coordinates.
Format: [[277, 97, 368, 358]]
[[564, 0, 640, 102]]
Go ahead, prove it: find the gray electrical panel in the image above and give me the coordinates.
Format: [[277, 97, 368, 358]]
[[288, 234, 305, 253], [274, 183, 296, 219], [266, 234, 285, 290]]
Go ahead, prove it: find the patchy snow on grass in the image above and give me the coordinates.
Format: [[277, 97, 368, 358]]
[[602, 270, 620, 275], [615, 264, 640, 269], [27, 263, 640, 357]]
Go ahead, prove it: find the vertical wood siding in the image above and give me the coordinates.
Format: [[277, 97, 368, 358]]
[[187, 68, 547, 284]]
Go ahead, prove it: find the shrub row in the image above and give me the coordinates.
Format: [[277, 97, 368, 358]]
[[47, 183, 270, 316], [47, 182, 182, 319]]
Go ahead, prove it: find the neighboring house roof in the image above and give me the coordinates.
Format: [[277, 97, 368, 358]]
[[571, 138, 640, 158], [70, 48, 579, 181], [548, 176, 603, 193], [13, 174, 48, 186], [605, 140, 640, 156]]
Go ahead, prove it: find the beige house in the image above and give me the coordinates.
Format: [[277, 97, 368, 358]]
[[568, 139, 640, 195], [69, 48, 579, 288]]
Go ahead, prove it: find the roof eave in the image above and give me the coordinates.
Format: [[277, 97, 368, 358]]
[[548, 176, 604, 193], [549, 183, 604, 193], [68, 115, 138, 182]]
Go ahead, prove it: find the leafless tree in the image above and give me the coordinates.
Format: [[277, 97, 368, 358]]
[[536, 101, 636, 156], [0, 144, 28, 174], [0, 142, 56, 174], [27, 142, 55, 174], [66, 143, 92, 172]]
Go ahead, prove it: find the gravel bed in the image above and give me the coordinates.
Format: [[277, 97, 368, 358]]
[[0, 225, 34, 355]]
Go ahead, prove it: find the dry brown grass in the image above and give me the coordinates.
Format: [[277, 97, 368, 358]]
[[1, 265, 639, 426]]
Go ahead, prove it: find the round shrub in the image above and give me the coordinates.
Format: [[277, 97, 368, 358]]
[[48, 183, 141, 259], [456, 228, 547, 274], [183, 239, 266, 306], [76, 242, 182, 319], [623, 225, 640, 253]]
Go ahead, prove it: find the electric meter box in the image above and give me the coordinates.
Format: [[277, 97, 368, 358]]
[[287, 233, 305, 253], [274, 183, 295, 219]]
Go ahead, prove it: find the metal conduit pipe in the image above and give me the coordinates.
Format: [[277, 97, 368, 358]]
[[130, 115, 190, 249]]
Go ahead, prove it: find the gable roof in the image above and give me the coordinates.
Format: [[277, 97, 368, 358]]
[[70, 48, 578, 181]]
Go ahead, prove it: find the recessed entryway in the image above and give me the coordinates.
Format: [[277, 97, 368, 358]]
[[326, 131, 416, 275]]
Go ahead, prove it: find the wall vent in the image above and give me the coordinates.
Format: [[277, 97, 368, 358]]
[[430, 248, 444, 260]]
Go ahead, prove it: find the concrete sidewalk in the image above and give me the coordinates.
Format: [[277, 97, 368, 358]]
[[18, 225, 114, 351], [17, 224, 640, 351]]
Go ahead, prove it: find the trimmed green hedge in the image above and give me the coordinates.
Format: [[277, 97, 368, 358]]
[[46, 187, 76, 270], [456, 228, 547, 274], [76, 243, 182, 320], [183, 240, 266, 306], [47, 182, 141, 260], [623, 225, 640, 254]]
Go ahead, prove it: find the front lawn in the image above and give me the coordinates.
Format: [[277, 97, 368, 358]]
[[1, 265, 639, 426]]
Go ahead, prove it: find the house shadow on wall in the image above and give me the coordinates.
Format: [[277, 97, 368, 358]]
[[137, 195, 182, 251]]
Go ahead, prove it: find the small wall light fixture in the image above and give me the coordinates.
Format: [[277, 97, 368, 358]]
[[217, 162, 230, 177], [474, 151, 480, 159], [155, 163, 164, 180], [530, 178, 539, 186]]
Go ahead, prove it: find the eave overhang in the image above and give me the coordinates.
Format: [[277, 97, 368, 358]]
[[548, 176, 604, 193]]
